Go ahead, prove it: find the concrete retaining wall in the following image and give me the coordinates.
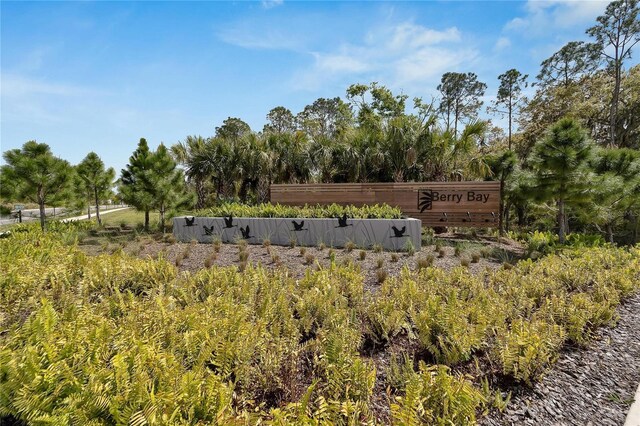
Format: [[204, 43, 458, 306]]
[[173, 216, 421, 251]]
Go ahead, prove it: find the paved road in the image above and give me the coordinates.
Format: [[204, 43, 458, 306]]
[[0, 205, 127, 226], [62, 207, 131, 223]]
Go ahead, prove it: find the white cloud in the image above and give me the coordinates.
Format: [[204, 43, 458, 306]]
[[261, 0, 283, 9], [494, 37, 511, 51], [1, 74, 112, 127], [1, 74, 99, 98], [291, 22, 472, 91], [384, 23, 461, 51], [505, 0, 608, 36], [313, 52, 371, 74], [218, 26, 303, 51], [394, 47, 475, 84]]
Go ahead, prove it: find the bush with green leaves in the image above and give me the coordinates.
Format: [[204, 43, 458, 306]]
[[391, 363, 485, 426], [1, 224, 639, 424], [198, 202, 402, 219]]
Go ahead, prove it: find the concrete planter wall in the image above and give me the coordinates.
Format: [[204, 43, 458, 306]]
[[173, 216, 421, 251]]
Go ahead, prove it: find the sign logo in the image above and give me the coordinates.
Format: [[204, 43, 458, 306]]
[[418, 190, 433, 212]]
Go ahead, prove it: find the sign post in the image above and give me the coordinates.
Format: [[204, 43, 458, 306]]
[[14, 204, 24, 223]]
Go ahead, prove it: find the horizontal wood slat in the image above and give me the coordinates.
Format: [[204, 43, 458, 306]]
[[270, 182, 501, 228]]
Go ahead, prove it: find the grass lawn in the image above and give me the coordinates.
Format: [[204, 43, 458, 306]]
[[99, 208, 160, 227]]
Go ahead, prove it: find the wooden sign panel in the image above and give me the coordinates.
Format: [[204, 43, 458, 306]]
[[270, 182, 500, 227]]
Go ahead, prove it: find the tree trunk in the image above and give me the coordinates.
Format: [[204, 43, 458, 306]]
[[160, 207, 165, 233], [505, 202, 511, 232], [87, 205, 91, 220], [195, 179, 206, 209], [144, 210, 150, 231], [498, 176, 505, 236], [508, 106, 512, 151], [94, 188, 102, 226], [557, 199, 566, 244], [606, 222, 614, 244], [39, 200, 46, 231], [517, 205, 526, 227], [610, 64, 621, 147]]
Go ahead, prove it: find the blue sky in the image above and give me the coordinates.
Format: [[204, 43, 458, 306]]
[[1, 0, 617, 173]]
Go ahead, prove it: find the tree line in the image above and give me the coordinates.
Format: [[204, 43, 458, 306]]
[[1, 0, 638, 242], [0, 140, 191, 232]]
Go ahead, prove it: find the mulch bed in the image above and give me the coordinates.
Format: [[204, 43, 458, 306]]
[[81, 238, 509, 289], [78, 236, 639, 424], [482, 292, 640, 426]]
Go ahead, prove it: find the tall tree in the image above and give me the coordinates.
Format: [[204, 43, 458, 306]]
[[587, 0, 640, 147], [296, 97, 353, 141], [76, 152, 115, 226], [490, 69, 528, 150], [437, 72, 487, 136], [537, 41, 600, 88], [215, 117, 251, 141], [263, 106, 296, 134], [148, 144, 193, 231], [346, 82, 408, 130], [485, 150, 517, 235], [119, 138, 155, 231], [171, 136, 214, 209], [588, 147, 640, 242], [528, 118, 594, 243], [0, 141, 73, 231]]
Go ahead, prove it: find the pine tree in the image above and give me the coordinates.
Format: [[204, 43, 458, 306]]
[[119, 138, 155, 231], [0, 141, 73, 230], [528, 118, 594, 243], [148, 144, 193, 232], [76, 152, 115, 226]]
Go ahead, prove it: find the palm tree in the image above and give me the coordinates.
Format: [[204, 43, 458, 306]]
[[171, 136, 214, 209]]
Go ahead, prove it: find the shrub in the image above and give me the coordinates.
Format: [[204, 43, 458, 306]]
[[328, 248, 336, 263], [345, 241, 356, 252], [262, 239, 271, 248], [416, 255, 433, 270], [438, 248, 446, 258], [405, 240, 415, 256], [471, 253, 480, 263], [390, 253, 399, 263], [386, 352, 416, 391], [493, 319, 566, 385], [299, 247, 307, 257], [238, 250, 249, 262], [204, 253, 217, 268], [413, 293, 488, 365], [373, 243, 383, 254], [304, 253, 315, 265], [376, 257, 384, 269], [391, 363, 485, 425], [359, 250, 366, 261], [1, 224, 638, 425], [200, 202, 402, 219]]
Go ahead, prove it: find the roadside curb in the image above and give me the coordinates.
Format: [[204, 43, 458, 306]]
[[625, 383, 640, 426]]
